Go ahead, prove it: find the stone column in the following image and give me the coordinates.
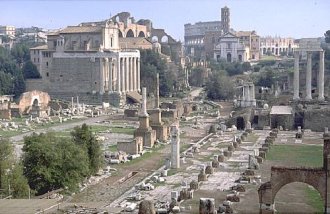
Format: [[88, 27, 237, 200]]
[[137, 58, 141, 92], [171, 125, 180, 169], [293, 51, 300, 100], [155, 73, 160, 108], [130, 58, 134, 91], [99, 58, 105, 94], [142, 87, 148, 116], [306, 51, 312, 101], [126, 57, 130, 92], [246, 85, 250, 106], [318, 50, 325, 101], [76, 96, 79, 115], [117, 58, 121, 92], [71, 97, 74, 113], [121, 58, 125, 92], [133, 57, 136, 91], [109, 59, 113, 92]]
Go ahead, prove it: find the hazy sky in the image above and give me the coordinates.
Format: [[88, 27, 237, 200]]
[[1, 0, 329, 40]]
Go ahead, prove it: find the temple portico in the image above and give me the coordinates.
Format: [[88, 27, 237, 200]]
[[293, 39, 324, 101]]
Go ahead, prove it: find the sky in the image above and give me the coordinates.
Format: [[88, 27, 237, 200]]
[[1, 0, 329, 41]]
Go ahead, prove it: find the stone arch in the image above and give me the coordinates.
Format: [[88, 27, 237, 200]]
[[126, 29, 134, 37], [138, 31, 145, 37], [161, 35, 168, 43], [32, 98, 39, 107], [273, 182, 324, 212], [270, 168, 326, 204], [118, 30, 123, 38], [151, 36, 158, 42]]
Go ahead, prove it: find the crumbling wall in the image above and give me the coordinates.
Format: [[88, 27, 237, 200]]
[[17, 90, 50, 114], [303, 108, 330, 132]]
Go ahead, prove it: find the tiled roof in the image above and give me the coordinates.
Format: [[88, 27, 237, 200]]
[[59, 26, 102, 34]]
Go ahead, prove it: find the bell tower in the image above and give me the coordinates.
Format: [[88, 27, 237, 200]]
[[221, 6, 230, 34]]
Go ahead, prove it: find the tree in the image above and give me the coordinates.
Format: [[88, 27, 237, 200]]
[[189, 66, 206, 87], [9, 163, 30, 198], [71, 124, 103, 175], [205, 72, 234, 100], [325, 30, 330, 43], [0, 139, 13, 191], [23, 133, 89, 195], [242, 62, 251, 72], [22, 60, 40, 79]]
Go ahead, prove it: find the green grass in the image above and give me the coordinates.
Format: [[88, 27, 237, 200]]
[[305, 186, 324, 213], [266, 144, 323, 167], [108, 145, 117, 152], [260, 55, 277, 61], [180, 143, 191, 153], [122, 144, 165, 167], [111, 127, 135, 135]]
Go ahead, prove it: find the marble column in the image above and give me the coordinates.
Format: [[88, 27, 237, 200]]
[[293, 51, 300, 100], [155, 73, 160, 108], [133, 57, 137, 91], [117, 58, 121, 93], [126, 57, 129, 92], [306, 51, 312, 100], [171, 125, 180, 169], [122, 58, 126, 92], [318, 50, 325, 101], [142, 87, 148, 116], [109, 59, 113, 92], [137, 58, 141, 92], [99, 58, 105, 94], [104, 58, 109, 91]]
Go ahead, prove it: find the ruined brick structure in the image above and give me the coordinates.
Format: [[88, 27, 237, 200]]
[[258, 129, 330, 213]]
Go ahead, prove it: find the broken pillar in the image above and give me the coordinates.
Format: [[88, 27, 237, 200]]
[[171, 125, 180, 169], [205, 162, 214, 174], [134, 87, 156, 147], [198, 166, 207, 182], [228, 143, 235, 152], [212, 155, 219, 168], [190, 180, 199, 190], [199, 198, 216, 214], [138, 200, 156, 214]]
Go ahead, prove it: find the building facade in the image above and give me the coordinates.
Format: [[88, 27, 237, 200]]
[[214, 32, 248, 62], [260, 36, 298, 56], [28, 20, 141, 106], [236, 31, 260, 60], [0, 25, 15, 37]]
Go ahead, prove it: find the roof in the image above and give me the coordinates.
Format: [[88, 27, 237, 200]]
[[119, 37, 152, 49], [30, 44, 48, 50], [59, 26, 102, 34], [236, 31, 254, 37], [270, 106, 293, 115]]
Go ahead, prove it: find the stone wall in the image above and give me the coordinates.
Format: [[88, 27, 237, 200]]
[[304, 108, 330, 132], [17, 90, 50, 114], [117, 137, 143, 155], [50, 57, 101, 93]]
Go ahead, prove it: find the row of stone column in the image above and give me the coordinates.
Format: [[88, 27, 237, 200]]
[[99, 56, 140, 94], [293, 50, 324, 101]]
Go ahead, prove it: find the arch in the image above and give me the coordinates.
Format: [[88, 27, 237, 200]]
[[126, 29, 134, 37], [151, 36, 158, 42], [226, 53, 232, 62], [118, 30, 123, 38], [32, 98, 39, 107], [138, 31, 145, 37], [274, 182, 324, 213], [263, 48, 266, 54], [161, 35, 168, 43]]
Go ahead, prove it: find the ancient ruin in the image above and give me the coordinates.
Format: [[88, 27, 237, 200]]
[[258, 128, 330, 213]]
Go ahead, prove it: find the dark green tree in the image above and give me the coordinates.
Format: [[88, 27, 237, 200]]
[[23, 133, 89, 195], [325, 30, 330, 43], [206, 72, 234, 100], [22, 60, 40, 79], [71, 124, 102, 175]]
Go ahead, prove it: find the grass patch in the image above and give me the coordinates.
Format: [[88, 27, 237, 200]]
[[90, 125, 110, 133], [111, 127, 135, 135], [122, 144, 165, 167], [108, 145, 117, 152], [180, 143, 191, 153], [305, 186, 324, 213], [266, 144, 323, 167]]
